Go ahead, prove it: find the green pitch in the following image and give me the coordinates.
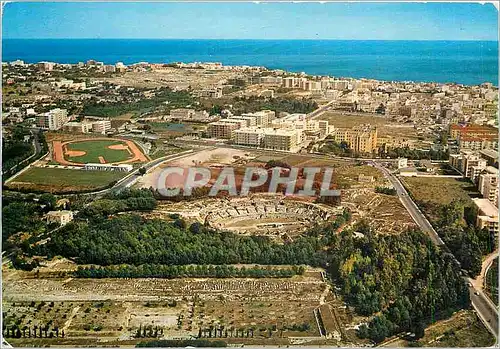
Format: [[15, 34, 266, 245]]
[[65, 140, 132, 164], [9, 167, 125, 192]]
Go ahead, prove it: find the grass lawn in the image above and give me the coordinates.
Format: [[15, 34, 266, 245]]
[[403, 177, 480, 206], [66, 140, 132, 163], [8, 167, 126, 192], [402, 176, 481, 224]]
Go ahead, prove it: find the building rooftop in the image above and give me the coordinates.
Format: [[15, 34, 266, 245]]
[[485, 166, 499, 174], [480, 149, 498, 159], [473, 198, 498, 218]]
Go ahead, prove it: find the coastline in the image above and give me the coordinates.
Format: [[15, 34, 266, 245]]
[[3, 39, 498, 85]]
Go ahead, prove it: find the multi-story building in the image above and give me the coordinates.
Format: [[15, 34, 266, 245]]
[[449, 151, 488, 183], [473, 198, 498, 237], [465, 155, 487, 182], [479, 149, 499, 168], [169, 108, 211, 122], [283, 77, 296, 89], [262, 128, 301, 152], [241, 110, 275, 126], [450, 124, 498, 151], [478, 167, 499, 207], [92, 120, 112, 134], [103, 65, 116, 73], [37, 108, 68, 130], [206, 121, 240, 139], [198, 87, 223, 98], [234, 127, 265, 147], [37, 61, 54, 72], [63, 121, 93, 133], [458, 136, 498, 151], [259, 76, 283, 85], [228, 116, 257, 127], [334, 124, 378, 153]]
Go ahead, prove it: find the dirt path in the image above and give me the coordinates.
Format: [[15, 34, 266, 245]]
[[62, 306, 80, 332]]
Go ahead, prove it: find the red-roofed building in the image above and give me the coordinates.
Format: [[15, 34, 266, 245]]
[[450, 124, 498, 151]]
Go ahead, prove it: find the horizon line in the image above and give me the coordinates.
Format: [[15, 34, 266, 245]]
[[4, 38, 499, 42]]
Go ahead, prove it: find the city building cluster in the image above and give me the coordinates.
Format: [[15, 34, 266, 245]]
[[449, 149, 498, 236]]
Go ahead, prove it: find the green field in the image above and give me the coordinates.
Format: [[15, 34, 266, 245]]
[[403, 177, 479, 206], [8, 167, 126, 192], [402, 176, 480, 223], [66, 140, 132, 164]]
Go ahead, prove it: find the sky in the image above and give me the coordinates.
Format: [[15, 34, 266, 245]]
[[2, 2, 498, 41]]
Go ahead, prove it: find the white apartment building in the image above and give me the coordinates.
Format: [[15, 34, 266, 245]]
[[206, 121, 241, 139], [103, 65, 116, 73], [169, 108, 211, 122], [92, 120, 112, 134], [478, 167, 499, 207], [259, 76, 283, 85], [449, 151, 488, 183], [234, 127, 265, 147], [228, 116, 257, 127], [63, 121, 93, 133], [37, 108, 68, 130], [473, 198, 498, 236], [241, 110, 275, 126], [37, 61, 54, 72], [262, 128, 301, 152]]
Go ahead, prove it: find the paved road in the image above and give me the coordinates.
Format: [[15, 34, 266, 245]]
[[467, 280, 498, 339], [371, 161, 444, 245], [308, 99, 337, 119], [372, 160, 498, 340]]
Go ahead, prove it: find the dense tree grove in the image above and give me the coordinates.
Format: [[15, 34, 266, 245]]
[[2, 126, 34, 178], [40, 214, 328, 266], [82, 87, 194, 117], [79, 188, 157, 219], [433, 201, 494, 276], [207, 96, 318, 115], [74, 264, 305, 279], [327, 229, 469, 343]]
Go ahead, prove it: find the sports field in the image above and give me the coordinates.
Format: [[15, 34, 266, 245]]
[[52, 138, 149, 166], [66, 140, 132, 163], [7, 167, 126, 192]]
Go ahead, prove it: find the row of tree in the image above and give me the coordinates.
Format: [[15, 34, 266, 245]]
[[2, 325, 65, 339], [375, 186, 397, 195], [381, 147, 449, 160], [74, 264, 305, 279]]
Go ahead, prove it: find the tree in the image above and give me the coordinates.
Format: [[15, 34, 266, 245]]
[[39, 193, 57, 211], [139, 167, 147, 176]]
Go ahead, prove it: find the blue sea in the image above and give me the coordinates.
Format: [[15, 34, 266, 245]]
[[2, 39, 498, 85]]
